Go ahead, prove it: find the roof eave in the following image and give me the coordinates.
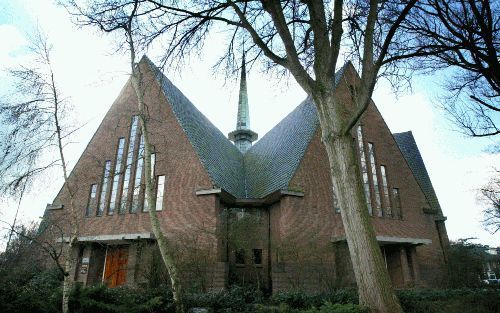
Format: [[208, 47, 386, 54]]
[[196, 188, 304, 207]]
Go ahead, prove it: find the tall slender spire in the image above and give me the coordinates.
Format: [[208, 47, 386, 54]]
[[236, 53, 250, 130], [229, 53, 258, 153]]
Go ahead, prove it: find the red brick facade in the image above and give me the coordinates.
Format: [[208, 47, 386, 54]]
[[42, 59, 449, 292]]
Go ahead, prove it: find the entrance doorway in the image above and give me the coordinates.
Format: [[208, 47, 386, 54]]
[[103, 246, 129, 287]]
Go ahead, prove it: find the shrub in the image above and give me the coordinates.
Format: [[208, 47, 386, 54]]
[[255, 302, 368, 313], [184, 285, 264, 312], [305, 302, 370, 313], [69, 283, 173, 313], [0, 267, 63, 313], [271, 289, 358, 309], [397, 288, 500, 313]]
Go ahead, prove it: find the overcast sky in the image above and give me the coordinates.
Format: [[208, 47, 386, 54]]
[[0, 0, 498, 248]]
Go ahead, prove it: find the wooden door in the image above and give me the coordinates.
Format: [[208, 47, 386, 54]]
[[103, 246, 129, 287]]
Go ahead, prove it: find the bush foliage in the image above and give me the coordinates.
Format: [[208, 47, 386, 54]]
[[0, 266, 498, 313]]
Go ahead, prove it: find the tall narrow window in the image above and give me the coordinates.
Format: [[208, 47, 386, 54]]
[[380, 166, 392, 217], [156, 175, 166, 211], [367, 143, 382, 217], [357, 126, 372, 215], [119, 116, 139, 213], [143, 153, 156, 212], [97, 160, 112, 216], [131, 135, 144, 213], [392, 188, 402, 219], [86, 184, 98, 216], [108, 138, 125, 214]]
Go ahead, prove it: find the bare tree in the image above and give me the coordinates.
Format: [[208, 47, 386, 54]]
[[62, 1, 435, 312], [64, 2, 186, 312], [398, 0, 499, 137], [0, 30, 79, 313], [479, 170, 500, 234], [1, 219, 71, 279]]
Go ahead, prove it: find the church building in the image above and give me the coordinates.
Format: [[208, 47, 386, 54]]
[[42, 56, 449, 292]]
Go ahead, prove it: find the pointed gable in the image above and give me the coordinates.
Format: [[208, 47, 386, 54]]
[[244, 98, 319, 198], [141, 58, 349, 199], [243, 63, 349, 198], [144, 58, 246, 198]]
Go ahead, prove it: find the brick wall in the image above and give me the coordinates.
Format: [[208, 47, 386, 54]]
[[44, 62, 223, 289], [270, 64, 449, 290]]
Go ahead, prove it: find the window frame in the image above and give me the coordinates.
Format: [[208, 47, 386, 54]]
[[85, 184, 98, 217], [155, 175, 166, 211], [108, 137, 126, 215], [97, 160, 112, 216]]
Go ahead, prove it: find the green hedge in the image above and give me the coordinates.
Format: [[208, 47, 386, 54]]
[[270, 289, 358, 309], [0, 268, 499, 313], [255, 302, 368, 313], [398, 289, 500, 313], [69, 284, 173, 313]]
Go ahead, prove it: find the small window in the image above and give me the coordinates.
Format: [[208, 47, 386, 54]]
[[235, 249, 245, 265], [253, 249, 262, 265], [86, 184, 98, 216], [380, 165, 392, 217], [392, 188, 402, 219], [155, 175, 165, 211]]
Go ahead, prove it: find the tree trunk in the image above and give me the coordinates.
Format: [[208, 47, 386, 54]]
[[315, 94, 402, 313], [62, 240, 76, 313], [53, 69, 79, 313], [130, 64, 185, 313]]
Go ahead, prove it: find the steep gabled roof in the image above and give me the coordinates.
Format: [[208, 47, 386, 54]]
[[244, 98, 319, 198], [393, 131, 442, 213], [243, 63, 349, 198], [145, 57, 349, 199], [145, 58, 246, 198]]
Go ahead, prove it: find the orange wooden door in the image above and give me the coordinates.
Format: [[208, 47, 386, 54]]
[[103, 246, 129, 287]]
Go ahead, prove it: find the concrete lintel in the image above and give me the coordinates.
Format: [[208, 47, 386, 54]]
[[376, 236, 432, 246], [434, 215, 447, 222], [330, 235, 432, 246], [57, 232, 155, 243], [280, 189, 305, 197], [196, 188, 304, 207], [195, 188, 222, 196], [46, 203, 64, 210]]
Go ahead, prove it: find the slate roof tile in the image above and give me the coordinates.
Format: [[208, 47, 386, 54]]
[[393, 131, 442, 212], [145, 57, 437, 207], [146, 58, 246, 198], [244, 98, 319, 198]]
